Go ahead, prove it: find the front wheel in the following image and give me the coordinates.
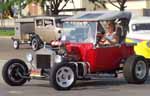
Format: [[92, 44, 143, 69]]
[[123, 55, 149, 84], [2, 59, 29, 86], [50, 63, 77, 90]]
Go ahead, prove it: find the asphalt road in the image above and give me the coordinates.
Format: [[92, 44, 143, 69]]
[[0, 37, 32, 61], [1, 78, 150, 96], [1, 37, 150, 96]]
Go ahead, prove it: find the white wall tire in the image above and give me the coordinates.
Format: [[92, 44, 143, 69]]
[[13, 40, 19, 49], [31, 38, 40, 51], [135, 60, 147, 80]]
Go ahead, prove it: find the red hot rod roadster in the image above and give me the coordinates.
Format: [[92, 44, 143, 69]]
[[2, 11, 149, 90]]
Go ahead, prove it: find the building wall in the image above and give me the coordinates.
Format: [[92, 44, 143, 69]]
[[59, 0, 82, 15], [63, 0, 82, 9], [23, 0, 97, 16], [22, 0, 150, 16], [60, 0, 96, 15], [65, 0, 102, 10], [106, 0, 150, 16], [106, 1, 147, 10], [145, 0, 150, 8], [81, 0, 94, 11], [22, 3, 43, 16]]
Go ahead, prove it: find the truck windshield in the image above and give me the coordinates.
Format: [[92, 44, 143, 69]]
[[55, 19, 63, 28], [62, 22, 96, 43]]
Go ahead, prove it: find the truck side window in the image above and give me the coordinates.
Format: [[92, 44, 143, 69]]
[[44, 19, 53, 27], [36, 19, 43, 27]]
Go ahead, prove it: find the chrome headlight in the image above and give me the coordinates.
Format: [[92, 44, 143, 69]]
[[54, 55, 62, 63], [26, 53, 33, 62]]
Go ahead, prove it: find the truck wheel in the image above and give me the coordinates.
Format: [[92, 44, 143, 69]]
[[51, 63, 76, 90], [123, 55, 148, 84], [2, 59, 28, 86], [31, 38, 40, 51], [13, 40, 19, 49]]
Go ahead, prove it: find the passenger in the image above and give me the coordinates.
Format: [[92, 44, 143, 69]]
[[45, 20, 53, 27], [99, 21, 119, 45]]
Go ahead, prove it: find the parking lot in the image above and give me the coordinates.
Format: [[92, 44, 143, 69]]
[[1, 37, 150, 96]]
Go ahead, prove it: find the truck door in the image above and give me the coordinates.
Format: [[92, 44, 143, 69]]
[[43, 19, 56, 42], [35, 19, 45, 38]]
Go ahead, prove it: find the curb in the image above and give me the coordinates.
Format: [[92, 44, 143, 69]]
[[0, 36, 12, 39], [0, 60, 6, 61], [0, 60, 6, 64]]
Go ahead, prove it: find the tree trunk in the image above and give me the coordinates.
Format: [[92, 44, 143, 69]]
[[52, 9, 59, 15], [120, 6, 124, 11], [108, 0, 127, 11], [119, 0, 127, 11]]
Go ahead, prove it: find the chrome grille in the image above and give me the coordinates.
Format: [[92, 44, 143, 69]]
[[36, 55, 51, 68]]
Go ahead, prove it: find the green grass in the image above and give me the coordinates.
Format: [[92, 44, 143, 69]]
[[0, 30, 15, 36]]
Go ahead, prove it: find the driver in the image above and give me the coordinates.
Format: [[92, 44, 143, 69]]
[[99, 21, 119, 45]]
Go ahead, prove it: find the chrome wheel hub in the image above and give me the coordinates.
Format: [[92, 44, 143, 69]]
[[56, 66, 74, 88], [32, 40, 37, 50], [8, 63, 25, 83], [135, 61, 146, 79]]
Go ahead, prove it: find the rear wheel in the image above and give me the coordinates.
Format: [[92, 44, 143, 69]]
[[50, 63, 76, 90], [2, 59, 29, 86], [13, 40, 19, 49], [123, 55, 148, 84]]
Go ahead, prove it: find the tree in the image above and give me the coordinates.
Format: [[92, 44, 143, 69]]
[[24, 0, 78, 15], [89, 0, 128, 11], [0, 0, 16, 18], [89, 0, 107, 10], [0, 0, 72, 18], [46, 0, 71, 15], [108, 0, 127, 11]]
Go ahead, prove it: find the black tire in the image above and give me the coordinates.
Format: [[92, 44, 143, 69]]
[[2, 59, 28, 86], [13, 40, 19, 49], [31, 38, 40, 51], [123, 55, 149, 84], [50, 63, 77, 90]]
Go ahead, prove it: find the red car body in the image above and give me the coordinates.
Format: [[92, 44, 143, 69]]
[[66, 43, 134, 72]]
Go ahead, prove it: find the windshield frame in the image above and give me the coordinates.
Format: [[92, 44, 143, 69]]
[[62, 21, 97, 44]]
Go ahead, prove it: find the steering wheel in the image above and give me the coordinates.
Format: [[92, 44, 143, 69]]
[[96, 33, 105, 46]]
